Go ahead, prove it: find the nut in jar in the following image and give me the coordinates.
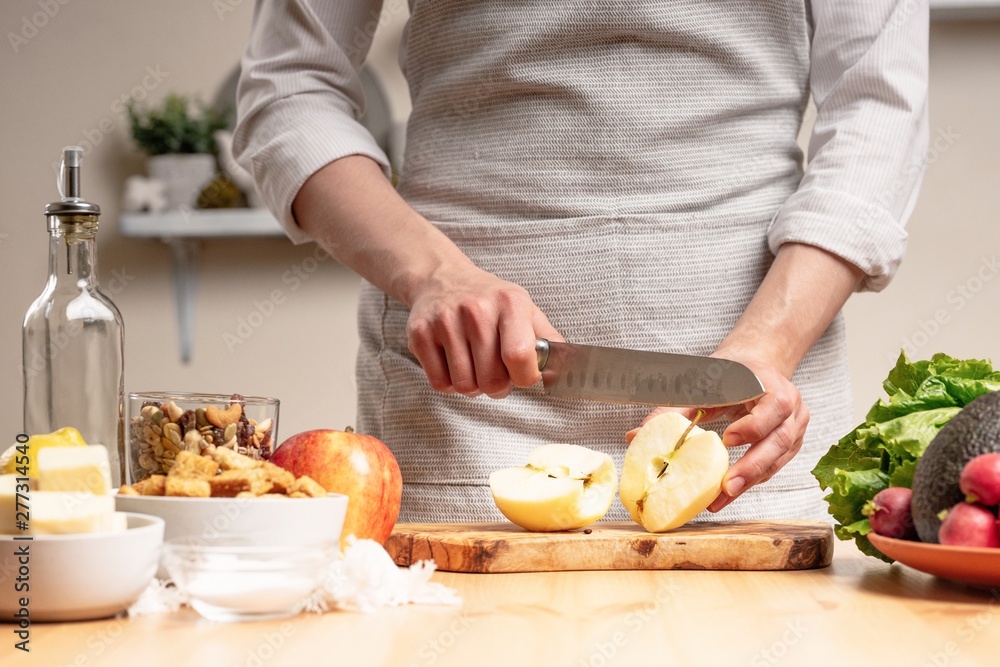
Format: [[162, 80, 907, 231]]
[[127, 392, 278, 483]]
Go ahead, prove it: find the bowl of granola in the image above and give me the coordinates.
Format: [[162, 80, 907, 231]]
[[115, 446, 347, 576]]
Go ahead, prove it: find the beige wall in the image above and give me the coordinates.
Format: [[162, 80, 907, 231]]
[[1, 2, 997, 455], [0, 0, 370, 444], [844, 19, 1000, 420]]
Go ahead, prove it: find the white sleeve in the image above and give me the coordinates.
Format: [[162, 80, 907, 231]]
[[233, 0, 391, 244], [767, 0, 930, 292]]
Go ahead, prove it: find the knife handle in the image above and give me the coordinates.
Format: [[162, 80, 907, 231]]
[[535, 338, 550, 371]]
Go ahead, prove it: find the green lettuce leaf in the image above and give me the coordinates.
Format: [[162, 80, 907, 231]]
[[876, 407, 962, 460], [812, 429, 881, 491], [812, 351, 997, 562], [884, 353, 930, 396], [865, 377, 958, 422], [938, 376, 1000, 405], [888, 459, 918, 488]]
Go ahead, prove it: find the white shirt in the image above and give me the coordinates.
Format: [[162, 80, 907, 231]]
[[233, 0, 929, 292]]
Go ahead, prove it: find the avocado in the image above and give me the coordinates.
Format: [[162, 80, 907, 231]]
[[911, 391, 1000, 542]]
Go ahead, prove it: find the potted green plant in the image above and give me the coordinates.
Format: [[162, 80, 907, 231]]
[[127, 94, 229, 210]]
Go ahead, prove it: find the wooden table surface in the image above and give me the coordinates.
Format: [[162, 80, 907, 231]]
[[7, 541, 1000, 667]]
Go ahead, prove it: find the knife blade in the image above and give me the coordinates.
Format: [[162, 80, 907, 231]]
[[534, 338, 764, 408]]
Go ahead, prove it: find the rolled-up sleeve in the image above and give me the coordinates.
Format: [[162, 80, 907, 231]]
[[234, 0, 391, 244], [767, 0, 929, 292]]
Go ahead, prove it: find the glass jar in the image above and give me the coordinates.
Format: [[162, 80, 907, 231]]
[[22, 147, 125, 485]]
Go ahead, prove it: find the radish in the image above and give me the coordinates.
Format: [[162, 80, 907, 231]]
[[863, 487, 917, 540], [960, 453, 1000, 506], [938, 502, 1000, 548]]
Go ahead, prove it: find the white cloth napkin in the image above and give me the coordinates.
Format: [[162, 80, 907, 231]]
[[307, 537, 461, 613]]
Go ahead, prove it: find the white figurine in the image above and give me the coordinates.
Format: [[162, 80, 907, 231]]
[[122, 175, 168, 213]]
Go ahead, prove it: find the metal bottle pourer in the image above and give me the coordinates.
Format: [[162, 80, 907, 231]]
[[45, 146, 101, 218]]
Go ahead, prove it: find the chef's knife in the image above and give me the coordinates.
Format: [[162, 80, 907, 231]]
[[534, 338, 764, 408]]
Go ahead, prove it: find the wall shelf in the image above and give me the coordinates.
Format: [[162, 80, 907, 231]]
[[120, 208, 284, 238], [120, 209, 287, 363], [931, 0, 1000, 19]]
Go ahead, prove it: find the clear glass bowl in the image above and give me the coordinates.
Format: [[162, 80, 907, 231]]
[[163, 537, 337, 622], [127, 391, 279, 484]]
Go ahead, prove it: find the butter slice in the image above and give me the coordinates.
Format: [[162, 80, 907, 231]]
[[0, 474, 35, 535], [38, 444, 111, 495], [26, 492, 116, 535]]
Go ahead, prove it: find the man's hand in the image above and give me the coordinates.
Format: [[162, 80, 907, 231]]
[[294, 156, 563, 398], [625, 355, 808, 512], [625, 242, 863, 514], [705, 358, 808, 511], [406, 265, 562, 398]]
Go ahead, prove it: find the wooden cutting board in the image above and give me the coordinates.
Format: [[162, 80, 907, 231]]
[[385, 521, 833, 573]]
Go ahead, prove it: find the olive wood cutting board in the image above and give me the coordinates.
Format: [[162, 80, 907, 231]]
[[385, 521, 833, 573]]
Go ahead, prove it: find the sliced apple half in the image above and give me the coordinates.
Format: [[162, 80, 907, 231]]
[[489, 444, 618, 531], [620, 412, 730, 532]]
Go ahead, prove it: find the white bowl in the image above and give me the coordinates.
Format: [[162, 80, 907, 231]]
[[0, 513, 164, 622], [115, 493, 348, 577], [163, 537, 338, 622]]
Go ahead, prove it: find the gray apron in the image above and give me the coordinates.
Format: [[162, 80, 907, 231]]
[[358, 0, 853, 522]]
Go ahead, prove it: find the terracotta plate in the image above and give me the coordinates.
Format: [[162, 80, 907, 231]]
[[868, 533, 1000, 588]]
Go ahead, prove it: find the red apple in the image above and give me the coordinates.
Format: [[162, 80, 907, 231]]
[[272, 427, 402, 548]]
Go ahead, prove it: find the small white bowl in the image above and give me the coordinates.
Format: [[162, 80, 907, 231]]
[[163, 537, 338, 622], [0, 513, 163, 622], [114, 493, 348, 577]]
